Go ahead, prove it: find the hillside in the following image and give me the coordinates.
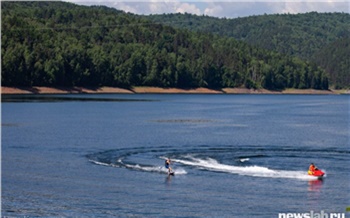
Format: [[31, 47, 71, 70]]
[[1, 2, 329, 90], [311, 38, 350, 89], [147, 12, 350, 88]]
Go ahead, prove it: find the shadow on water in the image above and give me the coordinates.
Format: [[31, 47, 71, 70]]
[[1, 95, 157, 103], [165, 175, 173, 185]]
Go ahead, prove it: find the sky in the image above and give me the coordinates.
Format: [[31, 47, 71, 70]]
[[66, 0, 350, 18]]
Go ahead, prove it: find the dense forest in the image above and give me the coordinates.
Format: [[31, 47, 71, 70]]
[[2, 2, 330, 90], [311, 38, 350, 89], [148, 12, 350, 88]]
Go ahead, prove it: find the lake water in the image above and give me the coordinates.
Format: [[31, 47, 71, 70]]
[[2, 94, 349, 217]]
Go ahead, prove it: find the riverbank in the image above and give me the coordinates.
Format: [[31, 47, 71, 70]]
[[1, 86, 349, 95]]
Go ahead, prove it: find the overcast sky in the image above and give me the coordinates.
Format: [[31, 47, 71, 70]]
[[66, 1, 349, 18]]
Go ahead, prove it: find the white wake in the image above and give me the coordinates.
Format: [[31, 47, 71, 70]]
[[124, 163, 187, 175], [172, 156, 320, 180], [89, 159, 187, 175]]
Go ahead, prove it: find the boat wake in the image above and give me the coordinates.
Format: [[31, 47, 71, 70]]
[[86, 145, 342, 180], [171, 156, 319, 180], [89, 157, 187, 175], [239, 158, 250, 163]]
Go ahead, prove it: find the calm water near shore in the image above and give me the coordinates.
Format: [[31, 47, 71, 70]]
[[2, 94, 349, 217]]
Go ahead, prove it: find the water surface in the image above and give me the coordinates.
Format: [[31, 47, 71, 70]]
[[2, 94, 349, 217]]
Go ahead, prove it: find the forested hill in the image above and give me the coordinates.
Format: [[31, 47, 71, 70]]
[[2, 2, 329, 90], [147, 12, 350, 88], [311, 38, 350, 88], [147, 12, 350, 59]]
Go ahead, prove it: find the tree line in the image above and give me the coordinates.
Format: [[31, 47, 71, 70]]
[[148, 12, 350, 88], [1, 2, 329, 90]]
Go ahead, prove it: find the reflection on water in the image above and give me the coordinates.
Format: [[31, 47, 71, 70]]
[[308, 179, 324, 192], [307, 179, 324, 210]]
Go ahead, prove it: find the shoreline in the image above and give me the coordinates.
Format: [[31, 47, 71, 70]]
[[1, 86, 349, 95]]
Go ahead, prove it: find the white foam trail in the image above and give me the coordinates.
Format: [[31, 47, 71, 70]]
[[124, 163, 188, 175], [89, 160, 116, 167], [172, 168, 187, 175], [239, 158, 250, 163], [90, 158, 188, 175], [125, 164, 162, 172], [172, 156, 319, 180]]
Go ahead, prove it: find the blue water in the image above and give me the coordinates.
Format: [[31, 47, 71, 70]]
[[2, 94, 349, 217]]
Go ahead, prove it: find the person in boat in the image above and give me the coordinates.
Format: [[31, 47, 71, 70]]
[[165, 158, 172, 174], [308, 163, 318, 174]]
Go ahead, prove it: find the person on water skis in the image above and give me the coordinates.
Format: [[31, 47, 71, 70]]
[[165, 158, 172, 174]]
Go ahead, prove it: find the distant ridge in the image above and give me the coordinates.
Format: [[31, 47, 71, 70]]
[[147, 12, 350, 88]]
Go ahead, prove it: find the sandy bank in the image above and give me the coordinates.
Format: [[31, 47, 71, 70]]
[[132, 87, 222, 94], [1, 86, 348, 95]]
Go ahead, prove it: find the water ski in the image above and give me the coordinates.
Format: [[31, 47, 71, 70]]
[[168, 172, 175, 176]]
